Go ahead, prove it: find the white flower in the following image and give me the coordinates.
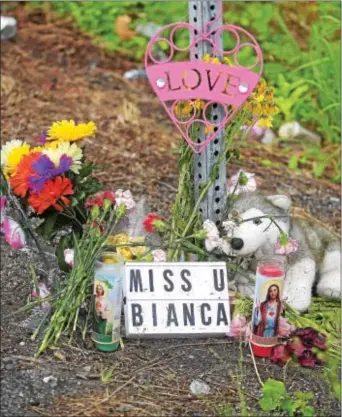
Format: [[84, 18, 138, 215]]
[[152, 249, 167, 262], [1, 139, 24, 167], [227, 170, 257, 195], [64, 248, 74, 267], [222, 220, 236, 238], [115, 189, 135, 210], [203, 220, 231, 255], [43, 142, 83, 174]]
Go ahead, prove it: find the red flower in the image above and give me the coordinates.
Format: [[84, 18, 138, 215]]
[[286, 336, 306, 357], [85, 191, 115, 209], [28, 176, 74, 215], [143, 213, 161, 232], [312, 334, 327, 351], [299, 350, 317, 368], [10, 152, 41, 197], [292, 327, 320, 348], [270, 344, 291, 367]]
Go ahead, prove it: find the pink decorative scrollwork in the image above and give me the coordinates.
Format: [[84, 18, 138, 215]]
[[144, 7, 263, 153]]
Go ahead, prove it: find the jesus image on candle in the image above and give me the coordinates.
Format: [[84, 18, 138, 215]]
[[253, 284, 282, 338]]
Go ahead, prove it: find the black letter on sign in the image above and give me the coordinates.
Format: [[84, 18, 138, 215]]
[[206, 69, 223, 91], [130, 269, 143, 292], [200, 303, 212, 326], [213, 269, 225, 292], [183, 303, 195, 326], [217, 303, 229, 326], [131, 303, 143, 326], [163, 269, 174, 292], [152, 303, 157, 327], [166, 303, 179, 326], [148, 269, 154, 292], [180, 269, 192, 292]]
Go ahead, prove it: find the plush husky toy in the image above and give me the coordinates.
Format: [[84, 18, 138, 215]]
[[226, 192, 341, 313]]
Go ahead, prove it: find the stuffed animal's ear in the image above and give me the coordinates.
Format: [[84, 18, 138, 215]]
[[266, 194, 292, 212]]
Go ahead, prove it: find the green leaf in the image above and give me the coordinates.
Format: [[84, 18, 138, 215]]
[[288, 155, 299, 170], [302, 406, 315, 417], [281, 397, 295, 416], [36, 212, 59, 239]]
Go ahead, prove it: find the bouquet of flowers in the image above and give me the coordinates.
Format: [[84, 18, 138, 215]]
[[1, 120, 103, 264]]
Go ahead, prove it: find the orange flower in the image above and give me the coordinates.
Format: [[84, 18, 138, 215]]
[[10, 152, 41, 198], [28, 176, 74, 215]]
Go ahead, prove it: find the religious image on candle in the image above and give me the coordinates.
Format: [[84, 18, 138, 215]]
[[250, 257, 285, 355]]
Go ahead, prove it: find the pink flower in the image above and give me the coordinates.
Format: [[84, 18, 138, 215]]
[[274, 237, 299, 255], [0, 195, 7, 213], [1, 217, 26, 250], [64, 248, 74, 267], [115, 189, 135, 210], [228, 315, 250, 338], [227, 170, 257, 195], [278, 317, 296, 337], [152, 249, 167, 262], [271, 344, 291, 367], [31, 282, 51, 310]]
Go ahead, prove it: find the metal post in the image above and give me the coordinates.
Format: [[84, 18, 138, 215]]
[[188, 0, 227, 227]]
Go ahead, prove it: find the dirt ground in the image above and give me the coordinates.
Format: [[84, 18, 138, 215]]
[[1, 6, 341, 417]]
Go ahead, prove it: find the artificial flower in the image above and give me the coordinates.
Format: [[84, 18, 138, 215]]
[[227, 170, 257, 195], [64, 248, 75, 268], [152, 249, 167, 262], [9, 152, 42, 197], [47, 120, 96, 142], [298, 350, 317, 368], [1, 217, 26, 250], [1, 140, 31, 175], [29, 154, 72, 192], [203, 220, 231, 254], [278, 317, 296, 337], [143, 213, 162, 233], [43, 141, 83, 174], [270, 344, 291, 367], [115, 189, 135, 210], [274, 236, 299, 256], [28, 176, 74, 215]]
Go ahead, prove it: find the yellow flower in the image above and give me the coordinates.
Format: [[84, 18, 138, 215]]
[[193, 99, 205, 111], [43, 141, 83, 174], [1, 140, 30, 168], [256, 117, 273, 129], [223, 56, 234, 66], [2, 142, 31, 175], [202, 54, 212, 63], [204, 124, 214, 134], [211, 57, 221, 65], [129, 236, 146, 258], [47, 120, 96, 142], [175, 101, 193, 119]]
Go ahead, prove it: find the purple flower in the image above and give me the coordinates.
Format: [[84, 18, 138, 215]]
[[28, 154, 72, 192], [38, 131, 47, 145]]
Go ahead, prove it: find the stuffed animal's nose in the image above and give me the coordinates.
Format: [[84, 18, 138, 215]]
[[231, 238, 244, 250]]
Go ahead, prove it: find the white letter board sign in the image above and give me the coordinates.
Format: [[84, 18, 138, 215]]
[[123, 262, 230, 337]]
